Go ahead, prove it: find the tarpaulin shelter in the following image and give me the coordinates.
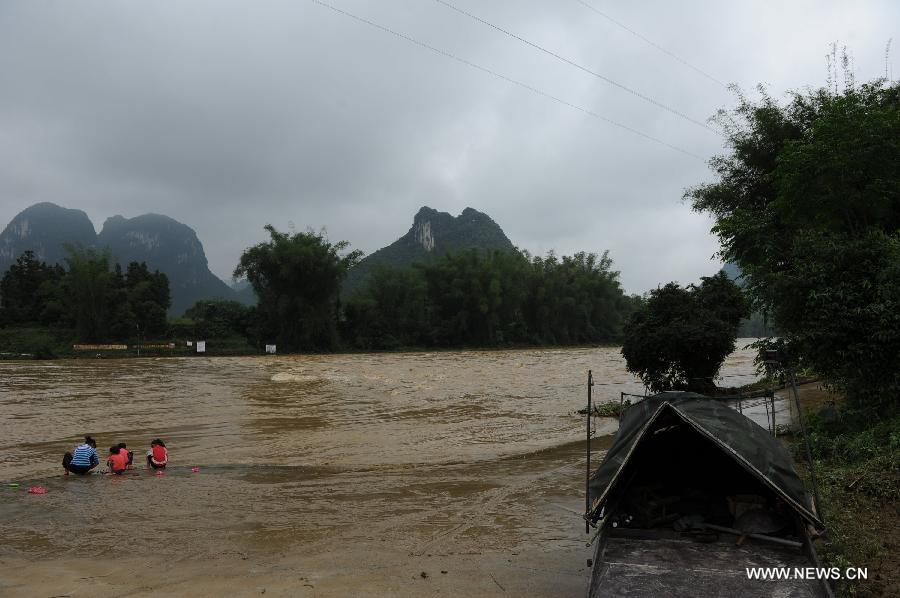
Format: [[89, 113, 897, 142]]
[[587, 392, 822, 528]]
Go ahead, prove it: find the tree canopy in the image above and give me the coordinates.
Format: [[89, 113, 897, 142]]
[[621, 272, 748, 393], [234, 225, 362, 351], [343, 248, 636, 349], [183, 299, 253, 340], [61, 247, 171, 342], [687, 78, 900, 406], [0, 247, 171, 342], [0, 251, 64, 327]]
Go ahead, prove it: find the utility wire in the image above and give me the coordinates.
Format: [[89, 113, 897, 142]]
[[309, 0, 703, 159], [575, 0, 727, 88], [433, 0, 720, 135]]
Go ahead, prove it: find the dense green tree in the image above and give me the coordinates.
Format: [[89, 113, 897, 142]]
[[0, 251, 64, 326], [124, 262, 170, 337], [183, 299, 253, 339], [342, 267, 428, 349], [1, 249, 172, 339], [686, 78, 900, 406], [234, 225, 362, 351], [343, 248, 632, 349], [61, 247, 120, 341], [33, 247, 173, 342], [522, 251, 627, 345], [106, 263, 134, 340], [621, 272, 748, 393], [420, 250, 528, 346]]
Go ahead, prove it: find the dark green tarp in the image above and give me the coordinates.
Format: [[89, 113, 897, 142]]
[[587, 392, 822, 527]]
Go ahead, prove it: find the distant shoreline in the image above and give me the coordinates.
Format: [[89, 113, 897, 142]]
[[0, 326, 628, 361], [0, 326, 765, 361], [0, 342, 627, 361]]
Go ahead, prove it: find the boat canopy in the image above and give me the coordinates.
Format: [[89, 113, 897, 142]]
[[587, 392, 822, 527]]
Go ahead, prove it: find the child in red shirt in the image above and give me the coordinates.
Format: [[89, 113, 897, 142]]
[[117, 443, 134, 469], [147, 439, 168, 469], [107, 446, 127, 475]]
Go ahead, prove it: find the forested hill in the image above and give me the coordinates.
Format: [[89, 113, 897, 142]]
[[343, 206, 515, 297], [0, 202, 248, 314]]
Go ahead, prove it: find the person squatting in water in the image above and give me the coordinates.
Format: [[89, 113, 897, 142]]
[[63, 436, 168, 475]]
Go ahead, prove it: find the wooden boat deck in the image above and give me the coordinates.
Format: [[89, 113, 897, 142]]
[[589, 535, 825, 597]]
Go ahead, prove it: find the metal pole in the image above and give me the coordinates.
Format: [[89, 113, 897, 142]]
[[789, 367, 824, 522], [586, 369, 593, 534], [771, 393, 777, 437]]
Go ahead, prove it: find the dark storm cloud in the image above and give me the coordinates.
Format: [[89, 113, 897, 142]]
[[1, 0, 897, 291]]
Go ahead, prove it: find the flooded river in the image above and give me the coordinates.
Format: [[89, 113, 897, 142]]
[[0, 344, 765, 596]]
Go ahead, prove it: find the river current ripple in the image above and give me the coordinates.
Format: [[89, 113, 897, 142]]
[[0, 344, 762, 561]]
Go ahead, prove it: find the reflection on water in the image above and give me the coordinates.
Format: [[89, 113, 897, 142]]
[[0, 343, 762, 560]]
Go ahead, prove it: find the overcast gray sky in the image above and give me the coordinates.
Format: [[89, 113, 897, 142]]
[[1, 1, 897, 293]]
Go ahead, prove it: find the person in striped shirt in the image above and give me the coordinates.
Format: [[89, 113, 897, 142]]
[[62, 436, 100, 475]]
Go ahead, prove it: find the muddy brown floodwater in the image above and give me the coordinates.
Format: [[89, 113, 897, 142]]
[[0, 344, 763, 597]]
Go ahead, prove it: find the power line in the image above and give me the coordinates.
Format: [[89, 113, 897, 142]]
[[432, 0, 720, 136], [575, 0, 728, 88], [308, 0, 704, 160]]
